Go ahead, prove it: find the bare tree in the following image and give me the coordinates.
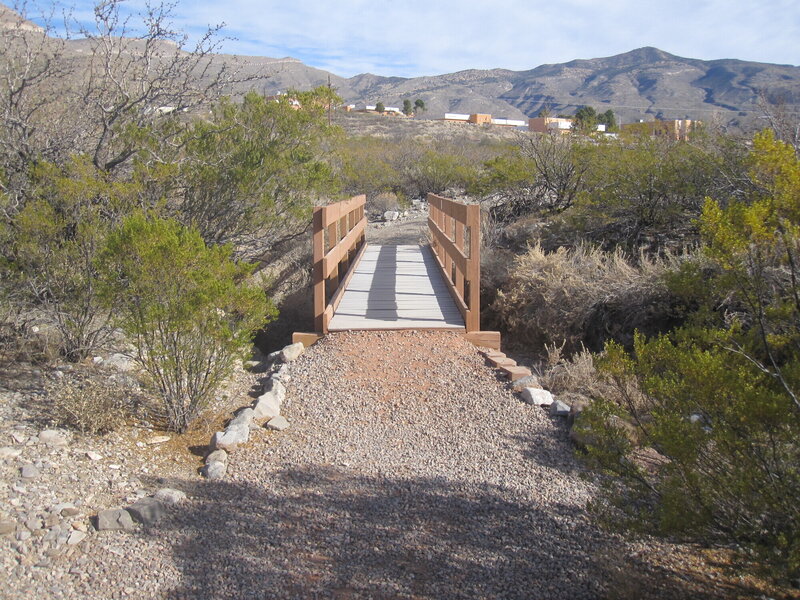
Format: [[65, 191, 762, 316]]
[[0, 3, 73, 213], [75, 0, 238, 172], [0, 0, 255, 191], [758, 91, 800, 154]]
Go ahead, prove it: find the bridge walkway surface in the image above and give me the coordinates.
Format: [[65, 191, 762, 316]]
[[327, 244, 464, 331]]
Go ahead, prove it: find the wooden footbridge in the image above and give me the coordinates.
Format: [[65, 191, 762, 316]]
[[294, 194, 535, 381]]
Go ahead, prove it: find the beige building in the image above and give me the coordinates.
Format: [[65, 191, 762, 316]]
[[467, 113, 492, 125], [528, 117, 574, 134]]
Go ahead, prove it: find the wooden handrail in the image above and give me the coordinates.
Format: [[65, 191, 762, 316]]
[[313, 195, 366, 333], [427, 193, 480, 331]]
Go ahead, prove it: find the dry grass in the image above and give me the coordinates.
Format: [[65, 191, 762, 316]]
[[492, 242, 681, 355]]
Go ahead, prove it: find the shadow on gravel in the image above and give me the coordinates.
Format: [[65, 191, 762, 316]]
[[137, 467, 749, 600]]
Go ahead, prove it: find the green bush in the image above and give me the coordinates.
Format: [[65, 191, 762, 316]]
[[581, 131, 800, 579], [3, 157, 139, 360], [97, 212, 275, 432]]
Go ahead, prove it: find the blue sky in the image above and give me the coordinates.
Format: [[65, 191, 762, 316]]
[[19, 0, 800, 78]]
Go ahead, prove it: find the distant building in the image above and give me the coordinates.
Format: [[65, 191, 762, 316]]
[[491, 117, 527, 127], [360, 105, 408, 116], [441, 113, 525, 128], [621, 119, 700, 141], [528, 117, 574, 134], [468, 113, 492, 125]]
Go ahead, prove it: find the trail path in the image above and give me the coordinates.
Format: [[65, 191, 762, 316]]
[[32, 331, 631, 600]]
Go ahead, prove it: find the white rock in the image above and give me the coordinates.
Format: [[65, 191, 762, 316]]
[[127, 498, 165, 525], [253, 395, 281, 423], [383, 210, 399, 221], [279, 342, 304, 363], [520, 388, 553, 406], [550, 400, 571, 417], [154, 488, 187, 505], [10, 431, 28, 444], [212, 424, 250, 451], [38, 430, 68, 446], [20, 464, 40, 479], [0, 447, 23, 459], [262, 378, 287, 402], [205, 449, 228, 465], [266, 416, 290, 431], [203, 461, 227, 480], [229, 408, 255, 428], [104, 353, 137, 372], [95, 509, 135, 531], [146, 435, 170, 445], [85, 451, 102, 461], [67, 530, 87, 545]]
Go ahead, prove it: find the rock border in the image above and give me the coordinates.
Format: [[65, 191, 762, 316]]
[[478, 348, 589, 446], [202, 341, 305, 480]]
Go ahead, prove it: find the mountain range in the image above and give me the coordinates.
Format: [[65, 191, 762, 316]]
[[3, 3, 799, 126]]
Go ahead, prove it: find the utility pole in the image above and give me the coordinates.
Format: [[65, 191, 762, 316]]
[[327, 74, 332, 126]]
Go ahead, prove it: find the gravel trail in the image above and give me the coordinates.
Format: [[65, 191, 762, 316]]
[[3, 331, 691, 599]]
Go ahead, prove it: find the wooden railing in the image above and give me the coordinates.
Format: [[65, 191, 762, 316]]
[[427, 193, 480, 332], [313, 195, 367, 333]]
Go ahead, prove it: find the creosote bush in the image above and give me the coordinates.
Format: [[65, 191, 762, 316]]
[[97, 212, 275, 433], [579, 131, 800, 580]]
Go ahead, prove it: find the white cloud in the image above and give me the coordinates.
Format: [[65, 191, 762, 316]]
[[26, 0, 800, 76]]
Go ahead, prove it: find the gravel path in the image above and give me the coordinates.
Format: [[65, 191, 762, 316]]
[[367, 212, 427, 245], [3, 332, 753, 599]]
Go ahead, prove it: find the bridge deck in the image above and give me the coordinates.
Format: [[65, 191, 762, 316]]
[[328, 244, 465, 331]]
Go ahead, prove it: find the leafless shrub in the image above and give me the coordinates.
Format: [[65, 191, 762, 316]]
[[48, 369, 134, 434], [368, 192, 399, 215], [540, 342, 647, 410]]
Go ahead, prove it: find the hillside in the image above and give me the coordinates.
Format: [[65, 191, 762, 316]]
[[3, 3, 798, 126]]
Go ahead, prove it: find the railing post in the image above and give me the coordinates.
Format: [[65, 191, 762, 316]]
[[466, 204, 480, 332], [313, 207, 327, 333], [454, 221, 465, 300]]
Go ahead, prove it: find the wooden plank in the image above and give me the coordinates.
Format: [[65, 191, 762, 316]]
[[465, 204, 481, 331], [428, 218, 468, 273], [312, 207, 326, 333], [328, 244, 466, 332], [329, 241, 367, 313], [500, 365, 532, 381], [292, 332, 323, 346], [428, 193, 468, 222], [467, 333, 503, 352], [487, 356, 517, 368], [322, 217, 366, 278], [321, 194, 366, 227], [427, 242, 470, 316]]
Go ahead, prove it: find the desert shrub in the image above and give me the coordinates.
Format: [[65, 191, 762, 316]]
[[368, 192, 400, 216], [403, 149, 476, 197], [48, 371, 131, 435], [580, 131, 800, 579], [161, 88, 340, 260], [565, 136, 717, 247], [338, 136, 403, 199], [582, 333, 800, 578], [2, 157, 139, 360], [97, 212, 275, 432], [491, 242, 681, 354]]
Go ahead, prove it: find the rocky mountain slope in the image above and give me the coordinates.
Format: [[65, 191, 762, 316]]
[[3, 3, 799, 126]]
